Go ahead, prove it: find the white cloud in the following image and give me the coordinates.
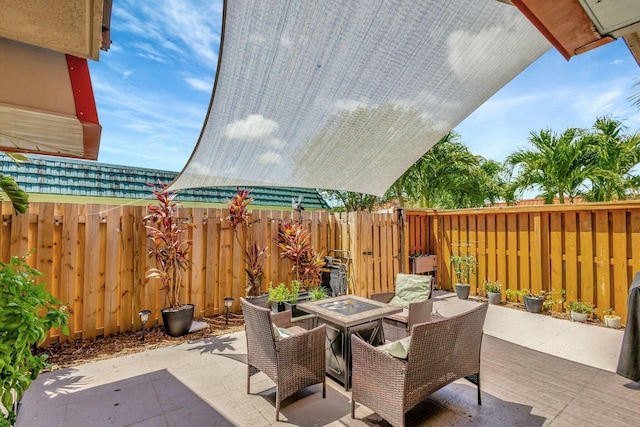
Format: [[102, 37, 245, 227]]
[[257, 151, 283, 165], [610, 59, 623, 65], [185, 77, 212, 92], [225, 114, 279, 140], [123, 70, 134, 79]]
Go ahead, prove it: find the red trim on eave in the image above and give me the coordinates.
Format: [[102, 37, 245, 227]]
[[511, 0, 572, 60], [66, 55, 101, 160]]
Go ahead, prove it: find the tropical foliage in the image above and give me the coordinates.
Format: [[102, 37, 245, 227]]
[[277, 221, 324, 286], [145, 181, 193, 309]]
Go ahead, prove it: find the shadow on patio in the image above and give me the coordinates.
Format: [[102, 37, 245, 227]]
[[17, 295, 640, 426]]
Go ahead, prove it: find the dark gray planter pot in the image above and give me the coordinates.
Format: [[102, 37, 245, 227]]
[[246, 294, 270, 309], [161, 304, 194, 337], [284, 297, 310, 318], [487, 292, 501, 305], [455, 283, 471, 300], [270, 302, 286, 313], [523, 296, 544, 313]]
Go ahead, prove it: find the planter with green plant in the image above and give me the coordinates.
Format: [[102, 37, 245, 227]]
[[268, 282, 291, 313], [0, 254, 69, 426], [145, 181, 195, 337], [603, 308, 622, 329], [567, 300, 594, 322], [308, 286, 329, 301], [449, 254, 476, 299], [521, 289, 547, 313], [283, 280, 309, 317], [226, 188, 269, 307], [483, 279, 502, 305]]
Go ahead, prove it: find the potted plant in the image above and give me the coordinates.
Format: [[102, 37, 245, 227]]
[[309, 286, 329, 301], [567, 300, 594, 322], [145, 181, 195, 337], [483, 279, 502, 305], [449, 254, 476, 299], [226, 188, 269, 307], [521, 289, 547, 313], [268, 282, 291, 313], [0, 254, 69, 426], [283, 280, 309, 317], [603, 308, 622, 329]]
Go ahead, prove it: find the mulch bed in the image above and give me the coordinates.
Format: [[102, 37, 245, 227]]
[[36, 313, 246, 371], [38, 296, 622, 372]]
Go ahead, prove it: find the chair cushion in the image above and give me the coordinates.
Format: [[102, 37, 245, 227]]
[[379, 337, 411, 359], [386, 308, 409, 323], [272, 323, 294, 339], [389, 274, 432, 308]]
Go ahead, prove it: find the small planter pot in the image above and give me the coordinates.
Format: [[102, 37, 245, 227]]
[[270, 302, 286, 313], [284, 301, 309, 318], [161, 304, 194, 337], [604, 315, 621, 329], [487, 292, 501, 305], [571, 311, 589, 323], [454, 283, 471, 300], [523, 295, 545, 313], [246, 294, 270, 309]]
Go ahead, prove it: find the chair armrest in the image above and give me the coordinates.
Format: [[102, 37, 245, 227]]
[[370, 292, 395, 303], [407, 299, 433, 330], [276, 324, 327, 367], [271, 310, 292, 328]]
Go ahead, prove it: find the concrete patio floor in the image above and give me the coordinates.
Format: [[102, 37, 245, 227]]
[[16, 292, 639, 427]]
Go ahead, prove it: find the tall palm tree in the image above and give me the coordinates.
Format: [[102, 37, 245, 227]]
[[506, 127, 596, 204], [394, 132, 483, 208], [586, 117, 640, 201]]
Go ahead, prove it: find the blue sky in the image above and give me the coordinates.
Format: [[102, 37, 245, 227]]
[[90, 0, 640, 179]]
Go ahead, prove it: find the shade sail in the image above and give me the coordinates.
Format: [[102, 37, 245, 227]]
[[170, 0, 550, 197]]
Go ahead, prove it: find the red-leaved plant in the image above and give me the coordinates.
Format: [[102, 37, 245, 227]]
[[145, 181, 193, 310], [226, 188, 268, 297], [277, 220, 324, 286]]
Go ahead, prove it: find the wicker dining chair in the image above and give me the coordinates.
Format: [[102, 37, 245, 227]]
[[370, 274, 434, 342], [351, 302, 489, 427], [240, 297, 326, 421]]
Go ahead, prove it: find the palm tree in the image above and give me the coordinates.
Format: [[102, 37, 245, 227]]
[[585, 117, 640, 201], [397, 132, 481, 208], [506, 127, 596, 203]]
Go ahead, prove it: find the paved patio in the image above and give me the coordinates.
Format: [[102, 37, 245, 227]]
[[17, 292, 639, 426]]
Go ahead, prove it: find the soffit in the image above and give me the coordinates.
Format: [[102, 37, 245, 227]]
[[0, 0, 105, 60]]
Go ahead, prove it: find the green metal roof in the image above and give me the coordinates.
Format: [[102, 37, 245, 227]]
[[0, 154, 329, 209]]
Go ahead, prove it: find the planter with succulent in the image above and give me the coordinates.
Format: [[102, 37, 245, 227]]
[[483, 279, 502, 305], [226, 188, 269, 308], [450, 254, 477, 299], [603, 308, 622, 329], [1, 254, 69, 426], [521, 290, 547, 313], [145, 181, 195, 337], [567, 300, 594, 323]]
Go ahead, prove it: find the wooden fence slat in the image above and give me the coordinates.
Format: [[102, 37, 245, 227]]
[[550, 211, 563, 294], [518, 213, 530, 292], [595, 210, 611, 309], [507, 213, 518, 293], [579, 211, 595, 306], [120, 206, 134, 333], [103, 207, 119, 337], [564, 211, 578, 305], [612, 210, 628, 320], [82, 205, 100, 340]]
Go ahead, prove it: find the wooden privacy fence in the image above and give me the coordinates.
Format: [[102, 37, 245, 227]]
[[405, 201, 640, 324], [0, 202, 402, 343]]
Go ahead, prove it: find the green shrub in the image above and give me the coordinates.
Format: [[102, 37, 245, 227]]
[[483, 279, 502, 294], [449, 254, 476, 284], [568, 300, 594, 314], [267, 282, 290, 303], [0, 254, 69, 425], [308, 286, 328, 301]]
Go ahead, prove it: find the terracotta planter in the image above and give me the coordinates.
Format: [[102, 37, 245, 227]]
[[161, 304, 194, 337], [604, 315, 621, 329], [455, 283, 471, 300]]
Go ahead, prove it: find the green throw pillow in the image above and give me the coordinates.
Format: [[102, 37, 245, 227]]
[[389, 273, 432, 308], [272, 323, 293, 340], [382, 337, 411, 359]]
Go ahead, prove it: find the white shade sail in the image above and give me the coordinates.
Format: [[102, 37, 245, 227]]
[[170, 0, 550, 197]]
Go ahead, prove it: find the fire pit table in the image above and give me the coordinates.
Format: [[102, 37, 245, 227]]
[[298, 294, 402, 390]]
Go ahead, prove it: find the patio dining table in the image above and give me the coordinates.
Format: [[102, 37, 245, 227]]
[[297, 295, 401, 390]]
